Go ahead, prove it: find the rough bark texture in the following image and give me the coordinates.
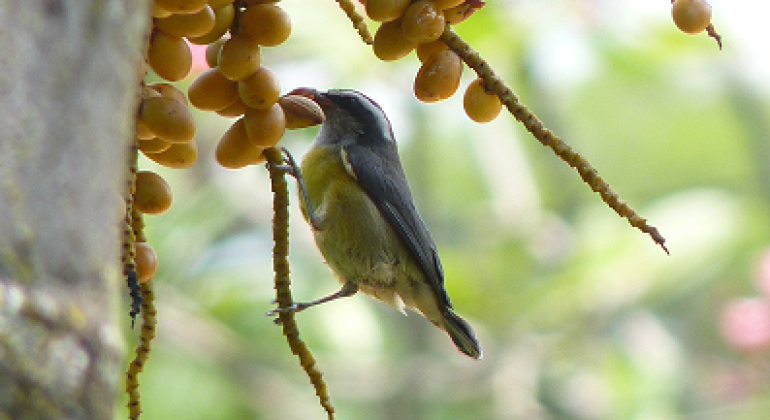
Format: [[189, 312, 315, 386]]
[[0, 1, 148, 419]]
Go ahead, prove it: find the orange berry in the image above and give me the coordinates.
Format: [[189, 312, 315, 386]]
[[216, 96, 249, 118], [243, 103, 286, 148], [402, 1, 445, 44], [209, 0, 235, 8], [237, 4, 292, 47], [413, 49, 463, 103], [151, 3, 173, 18], [154, 0, 207, 14], [134, 171, 173, 215], [463, 78, 502, 123], [144, 142, 198, 169], [431, 0, 465, 11], [139, 96, 195, 143], [134, 242, 158, 283], [444, 1, 482, 25], [373, 18, 416, 61], [238, 66, 280, 110], [365, 0, 411, 22], [136, 120, 156, 141], [138, 137, 173, 154], [217, 35, 262, 81], [205, 38, 226, 67], [147, 30, 192, 81], [215, 118, 266, 169], [187, 4, 235, 45], [188, 68, 239, 111], [154, 5, 215, 38], [672, 0, 712, 34], [416, 39, 448, 63], [148, 82, 188, 105]]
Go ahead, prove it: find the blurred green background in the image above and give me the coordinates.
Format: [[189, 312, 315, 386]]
[[121, 1, 770, 419]]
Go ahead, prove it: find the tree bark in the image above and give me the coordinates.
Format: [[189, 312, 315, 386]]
[[0, 1, 148, 419]]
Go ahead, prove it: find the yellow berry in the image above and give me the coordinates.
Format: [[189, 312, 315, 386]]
[[365, 0, 411, 22], [243, 103, 286, 148], [416, 39, 448, 63], [402, 1, 445, 44], [672, 0, 712, 34], [139, 96, 195, 143], [373, 18, 416, 61], [413, 49, 462, 103], [148, 82, 188, 105], [136, 119, 156, 141], [463, 78, 502, 123], [188, 68, 239, 111], [144, 142, 198, 169], [217, 35, 262, 81], [151, 3, 173, 18], [215, 118, 266, 169], [134, 242, 158, 283], [208, 0, 235, 8], [431, 0, 465, 11], [134, 171, 173, 215], [187, 4, 235, 45], [444, 2, 481, 25], [154, 6, 215, 38], [138, 137, 173, 154], [205, 38, 226, 67], [238, 66, 280, 110], [216, 96, 249, 118], [154, 0, 207, 14], [147, 30, 192, 81], [237, 4, 292, 47]]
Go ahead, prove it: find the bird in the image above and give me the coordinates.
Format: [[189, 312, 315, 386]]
[[276, 88, 481, 359]]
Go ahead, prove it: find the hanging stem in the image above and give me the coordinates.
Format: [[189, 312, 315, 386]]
[[264, 147, 335, 419], [126, 280, 157, 420], [333, 0, 373, 45], [440, 26, 668, 254]]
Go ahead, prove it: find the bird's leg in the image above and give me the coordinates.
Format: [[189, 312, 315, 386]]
[[267, 147, 325, 231], [267, 282, 359, 320]]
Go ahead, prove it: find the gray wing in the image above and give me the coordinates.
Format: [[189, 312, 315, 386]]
[[342, 143, 452, 309]]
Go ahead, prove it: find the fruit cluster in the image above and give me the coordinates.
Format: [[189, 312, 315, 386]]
[[366, 0, 501, 123], [132, 0, 328, 287], [130, 0, 204, 286], [170, 0, 325, 169]]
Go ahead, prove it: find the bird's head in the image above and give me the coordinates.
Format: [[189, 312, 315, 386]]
[[288, 88, 396, 147]]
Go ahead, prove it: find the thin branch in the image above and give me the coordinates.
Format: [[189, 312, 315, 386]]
[[440, 26, 668, 254], [264, 147, 335, 419], [333, 0, 373, 45], [126, 281, 157, 420]]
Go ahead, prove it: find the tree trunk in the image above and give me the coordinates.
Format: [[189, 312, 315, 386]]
[[0, 1, 148, 419]]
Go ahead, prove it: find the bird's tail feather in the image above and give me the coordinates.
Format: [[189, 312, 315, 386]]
[[442, 309, 482, 359]]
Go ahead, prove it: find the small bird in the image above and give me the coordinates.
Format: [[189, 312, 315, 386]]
[[276, 88, 481, 359]]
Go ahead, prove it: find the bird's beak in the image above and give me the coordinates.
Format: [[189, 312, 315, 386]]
[[286, 87, 318, 101], [279, 88, 325, 127], [286, 87, 336, 110]]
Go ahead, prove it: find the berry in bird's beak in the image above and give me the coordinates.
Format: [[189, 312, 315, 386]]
[[279, 88, 325, 129], [284, 87, 334, 110]]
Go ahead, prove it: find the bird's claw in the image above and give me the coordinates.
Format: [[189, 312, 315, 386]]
[[266, 303, 303, 325], [265, 148, 301, 176]]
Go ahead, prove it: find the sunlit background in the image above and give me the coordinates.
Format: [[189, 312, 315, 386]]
[[122, 1, 770, 419]]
